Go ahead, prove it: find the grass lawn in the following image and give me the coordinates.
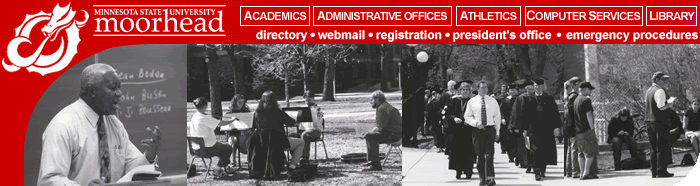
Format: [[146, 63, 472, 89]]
[[187, 98, 402, 186]]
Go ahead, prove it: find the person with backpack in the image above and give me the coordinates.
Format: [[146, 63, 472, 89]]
[[564, 77, 583, 178]]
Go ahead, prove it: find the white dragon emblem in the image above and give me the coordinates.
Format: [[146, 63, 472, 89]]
[[2, 3, 88, 76]]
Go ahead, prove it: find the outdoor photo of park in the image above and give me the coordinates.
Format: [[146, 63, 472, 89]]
[[402, 44, 700, 185], [186, 44, 403, 185]]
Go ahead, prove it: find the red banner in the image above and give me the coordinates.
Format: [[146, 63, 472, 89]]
[[2, 0, 700, 185]]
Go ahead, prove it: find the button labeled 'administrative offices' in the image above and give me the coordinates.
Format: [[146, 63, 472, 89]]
[[525, 6, 644, 26], [240, 6, 310, 26], [647, 6, 697, 26], [313, 6, 452, 26], [456, 6, 520, 26]]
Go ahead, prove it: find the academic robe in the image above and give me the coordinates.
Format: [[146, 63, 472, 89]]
[[526, 92, 562, 166], [500, 94, 519, 158], [510, 92, 536, 159], [443, 96, 477, 171]]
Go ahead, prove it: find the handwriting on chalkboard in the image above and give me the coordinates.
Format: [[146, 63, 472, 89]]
[[139, 104, 172, 115], [114, 67, 173, 119], [142, 89, 167, 101], [116, 68, 167, 85]]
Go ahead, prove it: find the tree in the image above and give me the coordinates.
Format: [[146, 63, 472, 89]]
[[320, 44, 356, 101]]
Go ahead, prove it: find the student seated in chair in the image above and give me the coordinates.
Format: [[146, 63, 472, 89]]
[[298, 90, 325, 164], [224, 94, 253, 167], [363, 90, 402, 171], [247, 91, 300, 179], [606, 107, 638, 170], [190, 97, 237, 178]]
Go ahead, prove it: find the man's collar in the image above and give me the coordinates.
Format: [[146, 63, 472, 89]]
[[535, 92, 543, 96], [78, 98, 100, 128]]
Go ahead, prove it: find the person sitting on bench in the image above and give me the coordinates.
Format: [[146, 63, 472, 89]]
[[668, 108, 686, 167], [684, 98, 700, 156], [606, 107, 638, 170]]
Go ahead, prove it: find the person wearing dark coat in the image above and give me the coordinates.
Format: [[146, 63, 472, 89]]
[[607, 107, 638, 170], [247, 91, 297, 179], [443, 80, 476, 179], [500, 83, 519, 162], [510, 80, 535, 171], [527, 78, 562, 181], [428, 93, 450, 152], [496, 84, 509, 155], [667, 109, 685, 167]]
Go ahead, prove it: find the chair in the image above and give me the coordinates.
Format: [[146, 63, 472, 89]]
[[187, 137, 215, 180], [382, 138, 403, 167], [309, 119, 329, 160]]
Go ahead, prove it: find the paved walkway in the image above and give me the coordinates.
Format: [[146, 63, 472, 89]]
[[402, 141, 695, 186]]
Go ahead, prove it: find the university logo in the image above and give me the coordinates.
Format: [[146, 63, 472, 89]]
[[2, 3, 88, 75]]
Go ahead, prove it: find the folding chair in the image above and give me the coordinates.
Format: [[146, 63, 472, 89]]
[[187, 137, 215, 180], [382, 138, 403, 166], [309, 119, 329, 160]]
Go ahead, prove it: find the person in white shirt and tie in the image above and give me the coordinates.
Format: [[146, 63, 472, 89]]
[[464, 80, 501, 186], [38, 63, 162, 186]]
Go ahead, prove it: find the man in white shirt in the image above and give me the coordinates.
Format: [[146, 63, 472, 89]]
[[190, 97, 236, 177], [464, 80, 501, 186], [38, 63, 162, 186]]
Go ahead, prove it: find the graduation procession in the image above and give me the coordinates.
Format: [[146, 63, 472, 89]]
[[401, 44, 700, 186]]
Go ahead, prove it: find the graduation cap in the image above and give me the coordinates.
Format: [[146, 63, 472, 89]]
[[507, 83, 518, 89], [533, 77, 546, 85]]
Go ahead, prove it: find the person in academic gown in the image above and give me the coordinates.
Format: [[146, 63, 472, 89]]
[[500, 83, 519, 163], [509, 80, 535, 170], [443, 80, 477, 179], [526, 78, 563, 180]]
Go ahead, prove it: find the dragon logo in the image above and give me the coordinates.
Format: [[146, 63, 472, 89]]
[[2, 3, 88, 75]]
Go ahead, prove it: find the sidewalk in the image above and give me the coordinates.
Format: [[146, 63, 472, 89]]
[[402, 139, 694, 186]]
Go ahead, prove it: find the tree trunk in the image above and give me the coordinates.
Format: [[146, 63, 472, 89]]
[[379, 44, 388, 91], [284, 63, 290, 108], [535, 44, 548, 78], [206, 49, 222, 118], [302, 61, 309, 91], [225, 47, 245, 95], [514, 44, 533, 80], [323, 59, 336, 101]]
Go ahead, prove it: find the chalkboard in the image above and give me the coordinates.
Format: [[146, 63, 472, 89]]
[[24, 45, 187, 185]]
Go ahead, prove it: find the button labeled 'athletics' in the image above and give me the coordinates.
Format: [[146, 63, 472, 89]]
[[456, 6, 521, 26]]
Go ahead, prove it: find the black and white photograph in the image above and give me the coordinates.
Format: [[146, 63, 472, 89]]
[[24, 44, 188, 186], [186, 44, 403, 185], [401, 44, 700, 185]]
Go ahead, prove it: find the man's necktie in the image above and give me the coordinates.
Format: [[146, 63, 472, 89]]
[[97, 116, 110, 183], [481, 96, 487, 127]]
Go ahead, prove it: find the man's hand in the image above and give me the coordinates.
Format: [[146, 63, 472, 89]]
[[88, 178, 105, 186], [514, 129, 520, 133], [501, 119, 506, 125], [477, 124, 485, 130], [454, 118, 463, 124], [523, 130, 528, 138], [618, 131, 627, 136], [142, 126, 162, 162]]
